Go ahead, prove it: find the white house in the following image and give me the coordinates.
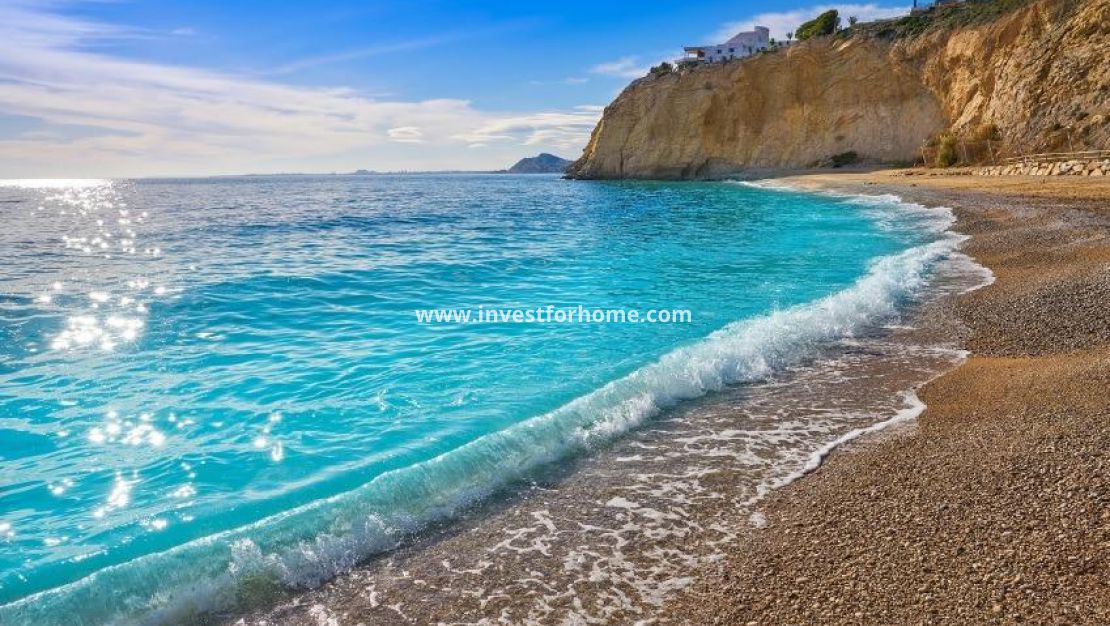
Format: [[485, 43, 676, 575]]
[[912, 0, 964, 14], [682, 26, 770, 64]]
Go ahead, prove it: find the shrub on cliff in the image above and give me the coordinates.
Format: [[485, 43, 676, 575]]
[[649, 62, 673, 76], [971, 122, 1002, 142], [935, 134, 959, 167], [796, 10, 840, 40]]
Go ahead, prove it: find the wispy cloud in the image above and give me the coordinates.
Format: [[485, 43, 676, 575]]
[[528, 76, 590, 87], [3, 0, 143, 48], [454, 106, 603, 149], [0, 3, 599, 176], [268, 34, 458, 75], [268, 20, 536, 76], [590, 57, 651, 79], [387, 126, 425, 143], [710, 3, 909, 42]]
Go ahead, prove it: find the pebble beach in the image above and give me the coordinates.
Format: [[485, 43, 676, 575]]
[[672, 171, 1110, 625]]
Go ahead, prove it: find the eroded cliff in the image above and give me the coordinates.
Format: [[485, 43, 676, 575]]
[[568, 0, 1110, 179]]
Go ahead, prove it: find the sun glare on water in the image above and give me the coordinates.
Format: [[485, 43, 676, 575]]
[[0, 179, 111, 189]]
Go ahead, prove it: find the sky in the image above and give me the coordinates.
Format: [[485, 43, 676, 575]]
[[0, 1, 909, 178]]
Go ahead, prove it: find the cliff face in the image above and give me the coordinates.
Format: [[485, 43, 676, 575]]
[[568, 0, 1110, 179]]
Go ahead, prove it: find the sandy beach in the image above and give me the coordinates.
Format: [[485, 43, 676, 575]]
[[671, 170, 1110, 624]]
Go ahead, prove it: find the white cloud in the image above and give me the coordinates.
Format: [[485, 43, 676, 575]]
[[0, 2, 599, 177], [528, 76, 590, 87], [710, 3, 909, 42], [454, 108, 602, 149], [590, 57, 651, 79], [267, 35, 457, 76], [387, 126, 425, 143]]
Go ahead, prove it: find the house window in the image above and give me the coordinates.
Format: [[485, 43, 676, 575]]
[[716, 50, 722, 54], [729, 48, 735, 53]]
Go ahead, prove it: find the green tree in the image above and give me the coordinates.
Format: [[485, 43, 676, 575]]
[[796, 10, 840, 40], [935, 134, 959, 168], [849, 16, 859, 27]]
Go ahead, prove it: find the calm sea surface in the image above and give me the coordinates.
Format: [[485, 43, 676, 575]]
[[0, 174, 959, 624]]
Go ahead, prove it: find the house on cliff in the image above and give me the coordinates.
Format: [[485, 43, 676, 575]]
[[682, 26, 770, 64], [912, 0, 963, 14]]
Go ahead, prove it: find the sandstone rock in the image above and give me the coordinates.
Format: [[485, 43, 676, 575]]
[[568, 0, 1110, 179]]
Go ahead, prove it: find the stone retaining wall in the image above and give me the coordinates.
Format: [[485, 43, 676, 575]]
[[977, 158, 1109, 176]]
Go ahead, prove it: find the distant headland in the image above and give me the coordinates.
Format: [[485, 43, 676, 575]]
[[337, 154, 574, 177], [506, 153, 574, 174]]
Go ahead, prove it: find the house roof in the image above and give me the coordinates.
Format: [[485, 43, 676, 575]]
[[725, 28, 768, 44], [724, 33, 758, 45], [685, 26, 769, 50]]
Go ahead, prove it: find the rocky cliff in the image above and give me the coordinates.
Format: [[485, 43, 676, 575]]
[[568, 0, 1110, 179]]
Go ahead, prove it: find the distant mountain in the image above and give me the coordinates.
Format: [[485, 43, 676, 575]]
[[507, 153, 573, 174]]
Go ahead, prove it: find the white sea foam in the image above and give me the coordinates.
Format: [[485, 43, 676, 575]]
[[771, 389, 926, 492], [736, 180, 997, 295], [0, 188, 985, 626]]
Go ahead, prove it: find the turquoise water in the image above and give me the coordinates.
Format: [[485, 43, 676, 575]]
[[0, 175, 957, 624]]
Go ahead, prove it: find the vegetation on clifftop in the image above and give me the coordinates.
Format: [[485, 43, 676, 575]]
[[796, 10, 841, 41], [851, 0, 1049, 40]]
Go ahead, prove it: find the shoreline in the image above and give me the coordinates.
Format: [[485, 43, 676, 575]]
[[219, 177, 990, 625], [185, 171, 1109, 626], [669, 171, 1110, 624]]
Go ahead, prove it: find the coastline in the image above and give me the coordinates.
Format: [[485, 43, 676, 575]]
[[219, 177, 994, 625], [669, 171, 1110, 624], [198, 171, 1110, 626]]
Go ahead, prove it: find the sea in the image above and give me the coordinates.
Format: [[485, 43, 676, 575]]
[[0, 174, 989, 624]]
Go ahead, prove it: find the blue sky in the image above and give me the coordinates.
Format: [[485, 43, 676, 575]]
[[0, 1, 908, 177]]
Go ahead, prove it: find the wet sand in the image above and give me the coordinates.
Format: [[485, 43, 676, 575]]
[[670, 171, 1110, 624]]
